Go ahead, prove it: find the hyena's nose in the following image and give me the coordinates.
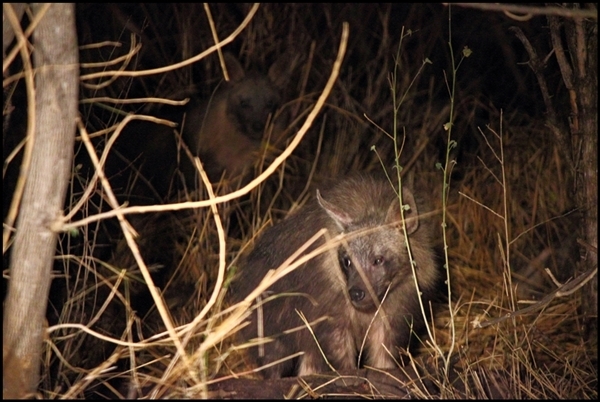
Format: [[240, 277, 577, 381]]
[[251, 121, 264, 133], [349, 287, 365, 302]]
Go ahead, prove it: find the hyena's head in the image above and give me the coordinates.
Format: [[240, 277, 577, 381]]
[[317, 186, 421, 312], [223, 53, 291, 141]]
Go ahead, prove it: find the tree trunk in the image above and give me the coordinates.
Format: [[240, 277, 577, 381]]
[[572, 9, 598, 341], [549, 5, 599, 341], [3, 3, 78, 398]]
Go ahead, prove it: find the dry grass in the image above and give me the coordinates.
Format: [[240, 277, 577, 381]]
[[3, 3, 596, 399]]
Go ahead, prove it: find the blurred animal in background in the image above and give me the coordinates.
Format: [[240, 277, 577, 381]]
[[181, 52, 292, 187], [106, 52, 295, 205], [229, 172, 440, 378]]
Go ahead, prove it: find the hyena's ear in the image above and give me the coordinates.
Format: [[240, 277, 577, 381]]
[[268, 52, 302, 90], [317, 189, 353, 230], [386, 188, 419, 234], [222, 52, 246, 83]]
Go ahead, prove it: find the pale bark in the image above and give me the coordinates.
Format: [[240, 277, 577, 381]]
[[3, 3, 78, 398]]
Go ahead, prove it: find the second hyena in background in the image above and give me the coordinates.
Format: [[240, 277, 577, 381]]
[[108, 53, 293, 202], [181, 52, 291, 185], [229, 172, 440, 378]]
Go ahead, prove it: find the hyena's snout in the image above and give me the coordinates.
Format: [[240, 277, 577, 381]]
[[343, 254, 391, 311], [251, 120, 265, 133], [347, 280, 379, 311], [348, 286, 365, 302]]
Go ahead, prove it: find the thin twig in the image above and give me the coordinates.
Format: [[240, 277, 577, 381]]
[[476, 266, 598, 328], [448, 3, 597, 20]]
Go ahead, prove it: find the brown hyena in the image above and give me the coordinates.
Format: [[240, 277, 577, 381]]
[[106, 52, 293, 203], [229, 172, 439, 378], [181, 52, 291, 185]]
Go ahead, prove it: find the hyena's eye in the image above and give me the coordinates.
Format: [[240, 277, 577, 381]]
[[340, 255, 352, 272], [373, 256, 384, 266]]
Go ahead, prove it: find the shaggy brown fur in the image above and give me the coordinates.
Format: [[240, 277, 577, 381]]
[[230, 172, 439, 378]]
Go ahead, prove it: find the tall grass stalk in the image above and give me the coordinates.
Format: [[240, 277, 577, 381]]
[[437, 6, 471, 380], [373, 26, 446, 367]]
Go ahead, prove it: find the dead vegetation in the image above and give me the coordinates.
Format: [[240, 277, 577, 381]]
[[3, 3, 597, 399]]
